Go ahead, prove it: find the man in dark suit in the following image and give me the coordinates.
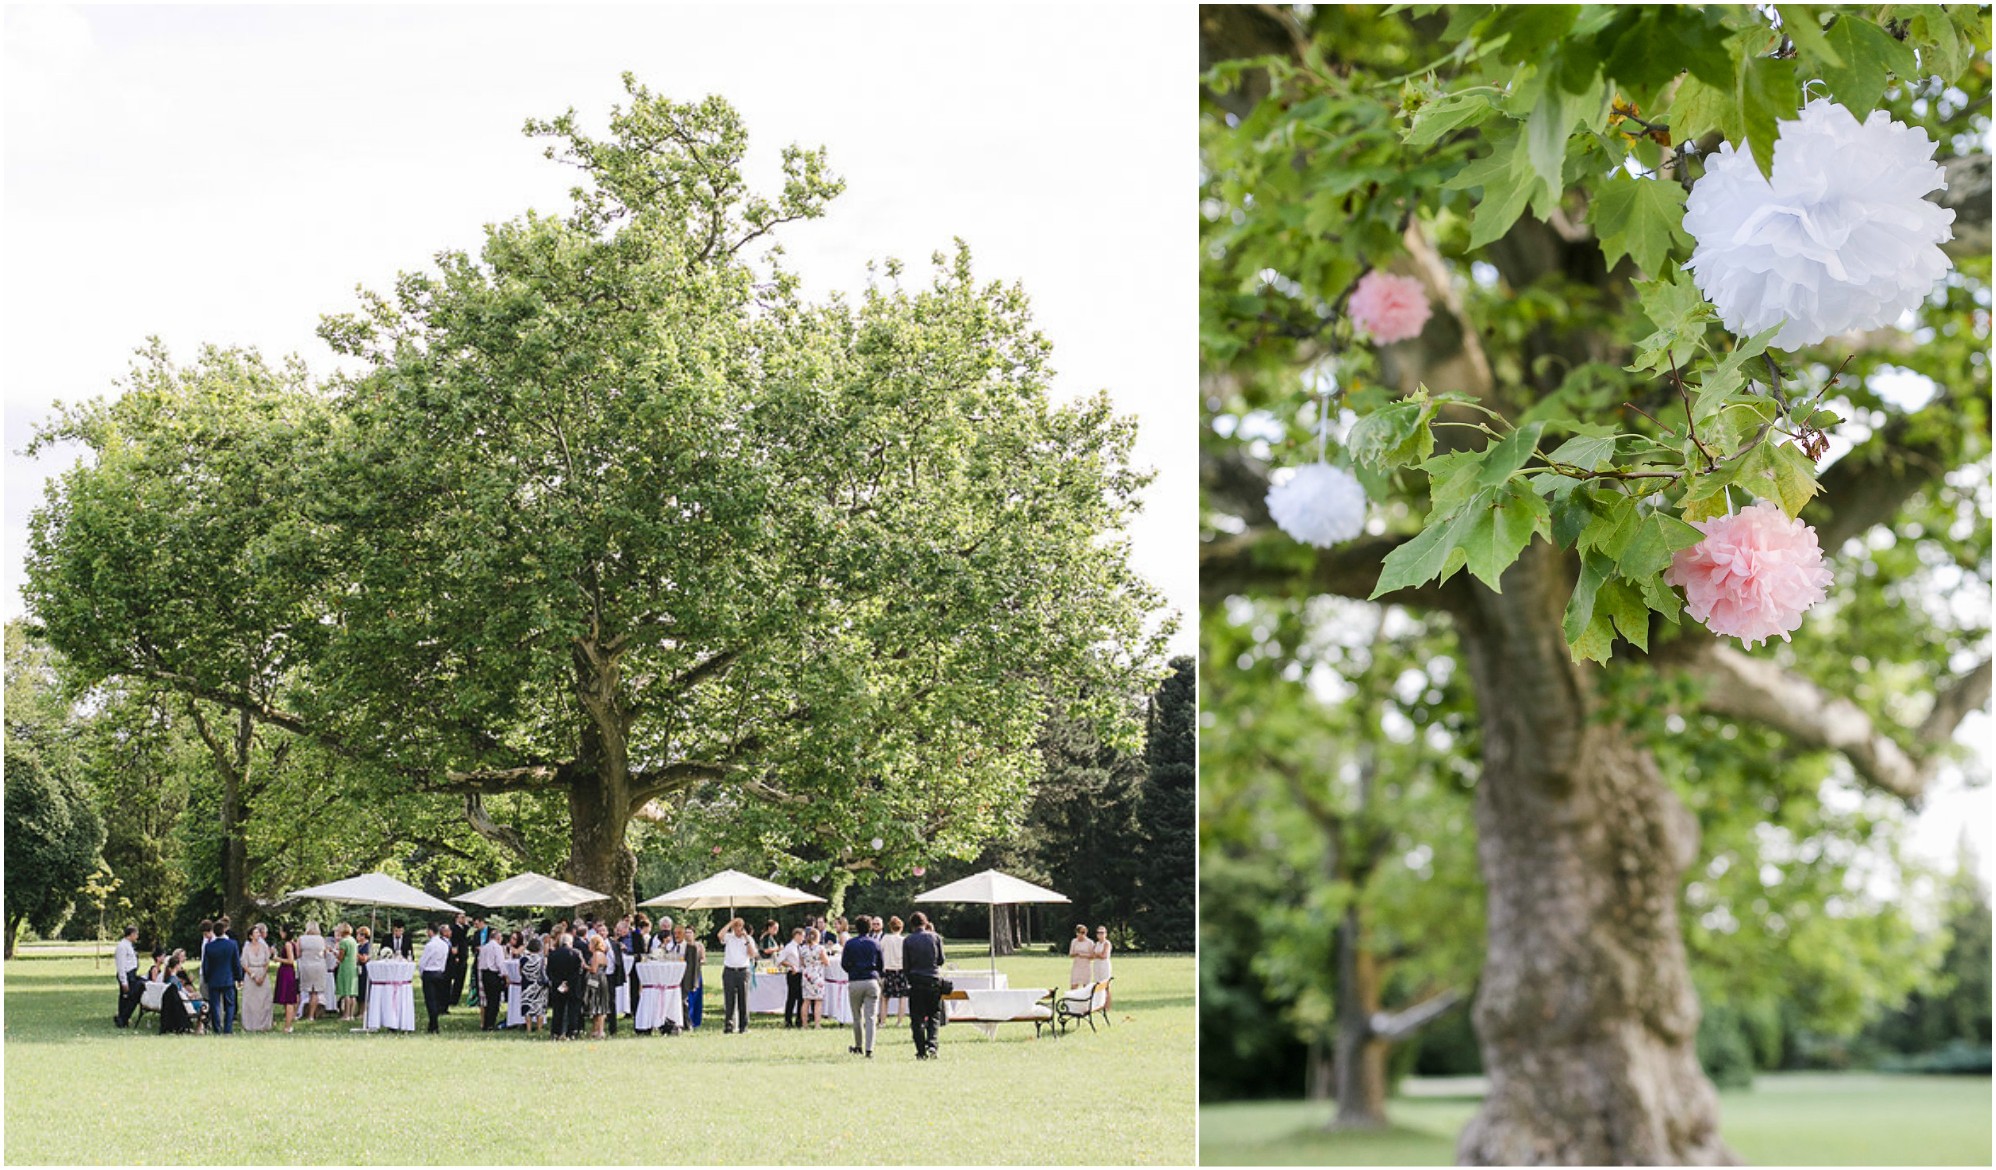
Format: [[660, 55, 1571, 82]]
[[546, 932, 584, 1040], [902, 911, 947, 1059], [443, 911, 471, 1009], [200, 915, 245, 1034], [384, 922, 411, 960]]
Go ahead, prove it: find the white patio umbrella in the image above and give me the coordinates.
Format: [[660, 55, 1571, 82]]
[[914, 869, 1071, 979], [639, 869, 821, 922], [283, 873, 462, 937], [455, 871, 609, 910]]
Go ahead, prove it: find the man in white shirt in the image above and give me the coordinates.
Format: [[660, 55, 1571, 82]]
[[717, 919, 757, 1034], [778, 927, 806, 1029], [112, 925, 141, 1027], [419, 923, 451, 1034], [477, 930, 507, 1031]]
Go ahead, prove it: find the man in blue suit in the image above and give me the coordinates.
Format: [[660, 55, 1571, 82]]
[[201, 915, 246, 1034]]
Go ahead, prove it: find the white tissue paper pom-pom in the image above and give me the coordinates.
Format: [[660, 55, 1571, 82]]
[[1266, 462, 1368, 548], [1684, 100, 1954, 350]]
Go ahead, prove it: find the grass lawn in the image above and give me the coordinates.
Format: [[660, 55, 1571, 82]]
[[5, 947, 1193, 1165], [1200, 1072, 1994, 1166]]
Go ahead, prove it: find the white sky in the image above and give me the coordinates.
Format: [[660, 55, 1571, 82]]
[[0, 2, 1196, 655]]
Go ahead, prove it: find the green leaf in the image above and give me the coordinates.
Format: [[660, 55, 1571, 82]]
[[1734, 439, 1820, 517], [1777, 6, 1843, 69], [1546, 432, 1619, 472], [1629, 275, 1714, 372], [1370, 497, 1478, 599], [1421, 450, 1486, 517], [1562, 552, 1610, 643], [1679, 466, 1735, 522], [1590, 175, 1689, 275], [1475, 421, 1547, 490], [1818, 16, 1918, 118], [1483, 5, 1583, 64], [1614, 511, 1705, 579], [1599, 577, 1653, 652], [1737, 55, 1800, 178], [1461, 481, 1550, 591], [1577, 491, 1638, 557], [1446, 130, 1540, 250], [1406, 90, 1499, 147], [1909, 8, 1969, 81], [1667, 72, 1732, 144], [1347, 392, 1439, 470]]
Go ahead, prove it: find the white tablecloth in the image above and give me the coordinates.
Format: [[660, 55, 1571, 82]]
[[501, 958, 525, 1027], [824, 968, 852, 1023], [633, 960, 686, 1031], [948, 987, 1050, 1037], [364, 960, 416, 1032], [748, 969, 788, 1014], [943, 970, 1009, 992], [614, 951, 633, 1015]]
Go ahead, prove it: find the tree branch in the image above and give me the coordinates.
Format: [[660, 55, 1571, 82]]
[[433, 763, 569, 795], [626, 761, 731, 813], [1673, 643, 1991, 803], [1805, 397, 1961, 551], [1370, 987, 1461, 1041], [462, 794, 532, 864], [1201, 528, 1468, 611]]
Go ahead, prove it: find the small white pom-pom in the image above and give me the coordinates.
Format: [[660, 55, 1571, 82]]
[[1266, 462, 1368, 547], [1684, 100, 1955, 349]]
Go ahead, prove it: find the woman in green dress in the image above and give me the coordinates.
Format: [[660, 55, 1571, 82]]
[[334, 923, 360, 1020]]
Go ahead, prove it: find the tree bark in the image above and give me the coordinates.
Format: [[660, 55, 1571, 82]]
[[185, 700, 253, 927], [564, 638, 636, 920], [992, 902, 1017, 957], [1332, 902, 1393, 1129], [1453, 543, 1733, 1166]]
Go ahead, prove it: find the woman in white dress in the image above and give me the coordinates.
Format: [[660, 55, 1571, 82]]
[[1090, 925, 1114, 1009], [297, 922, 330, 1022], [240, 923, 275, 1032]]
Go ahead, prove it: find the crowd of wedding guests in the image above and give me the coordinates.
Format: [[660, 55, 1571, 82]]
[[107, 906, 1010, 1058]]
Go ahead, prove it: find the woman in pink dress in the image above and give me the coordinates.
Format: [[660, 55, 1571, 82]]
[[273, 922, 300, 1033], [1067, 924, 1093, 988]]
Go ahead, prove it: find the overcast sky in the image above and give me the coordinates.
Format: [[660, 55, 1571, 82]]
[[2, 2, 1195, 654]]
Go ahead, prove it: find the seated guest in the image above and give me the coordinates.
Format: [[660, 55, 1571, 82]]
[[159, 959, 203, 1035]]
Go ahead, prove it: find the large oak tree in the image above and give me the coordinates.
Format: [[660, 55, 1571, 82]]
[[27, 78, 1167, 918]]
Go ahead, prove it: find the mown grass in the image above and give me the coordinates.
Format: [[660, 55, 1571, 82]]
[[5, 948, 1193, 1165], [1199, 1072, 1993, 1166]]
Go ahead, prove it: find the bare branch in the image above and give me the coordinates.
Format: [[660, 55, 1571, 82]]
[[1674, 643, 1991, 803], [1370, 988, 1461, 1041], [462, 794, 532, 863], [434, 763, 568, 795]]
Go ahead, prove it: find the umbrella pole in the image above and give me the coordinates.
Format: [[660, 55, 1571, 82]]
[[990, 904, 997, 980]]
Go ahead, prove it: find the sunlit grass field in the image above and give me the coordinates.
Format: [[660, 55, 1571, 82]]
[[1200, 1072, 1993, 1166], [6, 947, 1193, 1165]]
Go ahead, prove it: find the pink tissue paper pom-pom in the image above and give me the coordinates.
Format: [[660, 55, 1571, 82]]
[[1664, 500, 1833, 649], [1348, 271, 1432, 344]]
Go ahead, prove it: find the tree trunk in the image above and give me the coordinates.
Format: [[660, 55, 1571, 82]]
[[1454, 544, 1733, 1165], [1307, 1034, 1336, 1101], [564, 777, 636, 921], [565, 639, 636, 920], [221, 709, 252, 927], [4, 917, 19, 960], [992, 902, 1017, 956], [185, 699, 252, 927], [825, 869, 855, 921], [1332, 903, 1393, 1129]]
